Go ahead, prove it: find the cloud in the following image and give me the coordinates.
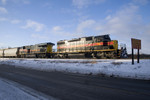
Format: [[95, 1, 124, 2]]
[[22, 20, 45, 32], [51, 26, 70, 36], [0, 18, 21, 24], [1, 0, 6, 5], [0, 7, 8, 13], [0, 43, 7, 49], [93, 3, 150, 54], [77, 19, 95, 33], [0, 17, 8, 21], [11, 19, 21, 24], [31, 34, 48, 40], [73, 2, 150, 54], [52, 26, 62, 31], [22, 0, 30, 4], [96, 4, 140, 36], [72, 0, 105, 8], [10, 0, 30, 4], [132, 0, 149, 5], [49, 25, 82, 40], [0, 43, 4, 46]]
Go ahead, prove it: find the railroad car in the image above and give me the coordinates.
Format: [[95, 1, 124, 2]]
[[0, 49, 4, 57], [3, 48, 19, 58], [19, 42, 55, 58], [57, 35, 127, 58]]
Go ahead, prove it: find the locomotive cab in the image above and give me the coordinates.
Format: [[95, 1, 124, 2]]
[[37, 42, 55, 53], [94, 35, 111, 42]]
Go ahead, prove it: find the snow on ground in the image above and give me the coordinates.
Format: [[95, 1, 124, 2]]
[[0, 58, 150, 80], [0, 77, 58, 100]]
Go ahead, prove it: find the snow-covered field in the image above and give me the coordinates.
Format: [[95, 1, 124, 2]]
[[0, 77, 57, 100], [0, 58, 150, 80]]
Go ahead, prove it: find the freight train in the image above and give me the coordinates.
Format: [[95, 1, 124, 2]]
[[0, 35, 127, 59]]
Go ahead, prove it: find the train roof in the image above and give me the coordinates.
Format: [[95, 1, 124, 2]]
[[35, 42, 55, 46], [57, 34, 110, 42], [20, 42, 55, 47]]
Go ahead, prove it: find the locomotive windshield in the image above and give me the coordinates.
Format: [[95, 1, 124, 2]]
[[94, 35, 111, 42]]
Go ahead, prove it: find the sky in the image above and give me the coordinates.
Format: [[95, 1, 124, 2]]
[[0, 0, 150, 54]]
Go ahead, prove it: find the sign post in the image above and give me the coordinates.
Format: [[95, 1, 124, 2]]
[[137, 47, 139, 63], [132, 48, 134, 64], [131, 38, 141, 65]]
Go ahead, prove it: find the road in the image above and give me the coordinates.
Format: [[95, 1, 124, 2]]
[[0, 64, 150, 100]]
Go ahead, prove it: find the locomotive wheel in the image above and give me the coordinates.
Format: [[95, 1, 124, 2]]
[[109, 51, 117, 59], [91, 53, 96, 58], [64, 54, 68, 58], [104, 51, 116, 59], [96, 52, 105, 59]]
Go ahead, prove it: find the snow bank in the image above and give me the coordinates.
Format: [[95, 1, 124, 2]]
[[0, 77, 57, 100], [0, 58, 150, 80]]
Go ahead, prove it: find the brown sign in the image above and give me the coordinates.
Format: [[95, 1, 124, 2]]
[[131, 38, 141, 49]]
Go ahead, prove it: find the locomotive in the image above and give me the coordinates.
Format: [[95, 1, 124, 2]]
[[0, 35, 127, 59]]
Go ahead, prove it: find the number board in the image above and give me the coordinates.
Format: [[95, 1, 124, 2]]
[[131, 38, 141, 49]]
